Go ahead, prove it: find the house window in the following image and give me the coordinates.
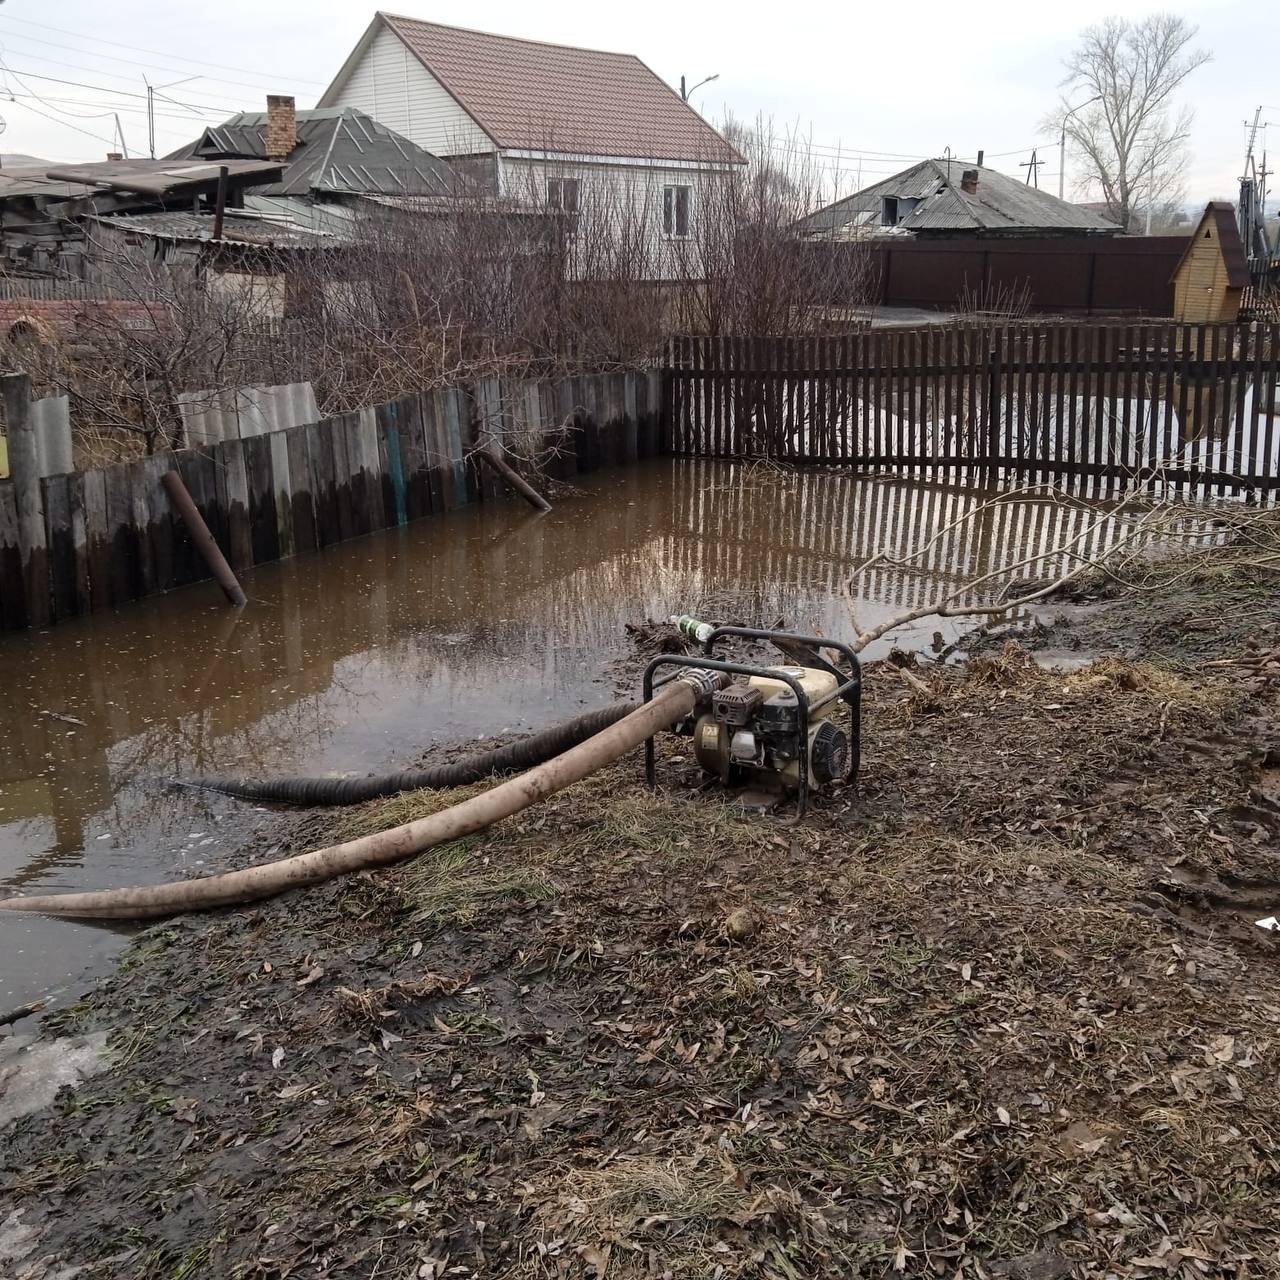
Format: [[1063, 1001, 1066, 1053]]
[[881, 197, 899, 227], [663, 184, 691, 238], [547, 177, 580, 214]]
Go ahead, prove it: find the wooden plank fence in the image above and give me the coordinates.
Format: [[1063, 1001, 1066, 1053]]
[[0, 369, 662, 632], [666, 322, 1280, 496]]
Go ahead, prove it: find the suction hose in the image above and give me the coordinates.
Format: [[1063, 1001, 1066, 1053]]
[[181, 702, 636, 806], [0, 677, 711, 921]]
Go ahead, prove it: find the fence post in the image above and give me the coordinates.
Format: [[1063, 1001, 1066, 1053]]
[[3, 371, 49, 627], [983, 339, 1001, 477]]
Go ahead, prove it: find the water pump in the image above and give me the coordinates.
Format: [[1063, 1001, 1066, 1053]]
[[643, 621, 861, 817]]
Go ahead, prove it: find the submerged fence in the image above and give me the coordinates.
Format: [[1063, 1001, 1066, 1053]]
[[666, 323, 1280, 496], [0, 369, 661, 631]]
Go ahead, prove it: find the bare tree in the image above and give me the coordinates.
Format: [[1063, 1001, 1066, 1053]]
[[1048, 14, 1210, 232], [669, 118, 875, 337]]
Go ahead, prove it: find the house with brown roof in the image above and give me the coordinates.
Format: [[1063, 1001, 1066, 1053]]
[[317, 13, 744, 274]]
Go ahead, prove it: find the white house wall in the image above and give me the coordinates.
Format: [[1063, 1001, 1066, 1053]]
[[500, 156, 730, 281], [327, 24, 492, 158]]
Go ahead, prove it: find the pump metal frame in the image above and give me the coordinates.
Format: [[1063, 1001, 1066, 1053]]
[[642, 628, 861, 819]]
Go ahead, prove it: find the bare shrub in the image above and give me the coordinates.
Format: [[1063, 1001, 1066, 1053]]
[[17, 124, 873, 464]]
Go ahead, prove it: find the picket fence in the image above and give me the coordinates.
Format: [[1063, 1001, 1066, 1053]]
[[666, 323, 1280, 496]]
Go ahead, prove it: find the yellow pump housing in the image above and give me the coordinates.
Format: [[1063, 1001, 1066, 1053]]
[[691, 665, 846, 789]]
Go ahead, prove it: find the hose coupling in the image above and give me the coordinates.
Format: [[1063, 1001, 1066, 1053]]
[[676, 667, 730, 706]]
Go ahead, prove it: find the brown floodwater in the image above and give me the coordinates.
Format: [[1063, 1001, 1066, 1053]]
[[0, 459, 1193, 1010]]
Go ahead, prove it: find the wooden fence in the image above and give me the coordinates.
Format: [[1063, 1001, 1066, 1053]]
[[0, 369, 661, 632], [665, 323, 1280, 496]]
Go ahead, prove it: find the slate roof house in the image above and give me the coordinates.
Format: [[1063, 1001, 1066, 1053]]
[[166, 96, 467, 237], [316, 14, 744, 274], [0, 157, 296, 276], [797, 159, 1120, 240]]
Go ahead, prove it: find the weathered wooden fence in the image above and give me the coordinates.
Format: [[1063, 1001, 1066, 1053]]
[[0, 369, 661, 631], [666, 323, 1280, 496]]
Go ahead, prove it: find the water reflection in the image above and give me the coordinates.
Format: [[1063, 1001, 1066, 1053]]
[[0, 460, 1208, 1006]]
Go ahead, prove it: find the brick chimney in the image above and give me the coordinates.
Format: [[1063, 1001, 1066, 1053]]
[[960, 169, 979, 195], [106, 152, 123, 162], [265, 94, 297, 162]]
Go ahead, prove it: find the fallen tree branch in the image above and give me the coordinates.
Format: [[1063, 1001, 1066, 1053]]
[[0, 1000, 45, 1028]]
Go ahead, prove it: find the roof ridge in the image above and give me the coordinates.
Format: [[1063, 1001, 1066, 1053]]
[[377, 10, 642, 62]]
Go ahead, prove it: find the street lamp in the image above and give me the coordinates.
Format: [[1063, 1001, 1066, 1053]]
[[1059, 93, 1102, 200], [680, 73, 719, 102]]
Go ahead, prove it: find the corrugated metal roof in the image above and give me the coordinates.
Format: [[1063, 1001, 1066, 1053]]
[[90, 210, 337, 249], [42, 158, 283, 198], [167, 108, 455, 198], [797, 160, 1119, 237], [326, 13, 743, 165]]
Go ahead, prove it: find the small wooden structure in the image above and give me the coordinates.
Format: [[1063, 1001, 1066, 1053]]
[[1171, 202, 1249, 323]]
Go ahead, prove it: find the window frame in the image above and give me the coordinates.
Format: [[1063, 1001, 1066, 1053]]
[[663, 183, 692, 239], [546, 176, 581, 215]]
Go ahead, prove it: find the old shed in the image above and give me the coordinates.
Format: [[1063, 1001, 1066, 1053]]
[[1172, 202, 1249, 323]]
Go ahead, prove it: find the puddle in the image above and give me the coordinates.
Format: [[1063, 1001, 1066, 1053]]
[[1029, 648, 1103, 674], [0, 460, 1205, 1009], [0, 1030, 108, 1130]]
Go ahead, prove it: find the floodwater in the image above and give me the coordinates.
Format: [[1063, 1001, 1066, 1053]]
[[0, 459, 1209, 1010]]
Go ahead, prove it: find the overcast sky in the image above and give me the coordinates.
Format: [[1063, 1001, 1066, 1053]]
[[0, 0, 1272, 208]]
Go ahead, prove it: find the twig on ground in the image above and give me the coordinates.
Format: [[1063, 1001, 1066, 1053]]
[[0, 1000, 46, 1028]]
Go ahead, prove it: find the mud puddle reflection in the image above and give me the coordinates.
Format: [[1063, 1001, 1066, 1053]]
[[0, 460, 1206, 1009]]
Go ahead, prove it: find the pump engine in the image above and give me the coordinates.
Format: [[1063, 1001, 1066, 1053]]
[[643, 621, 861, 817]]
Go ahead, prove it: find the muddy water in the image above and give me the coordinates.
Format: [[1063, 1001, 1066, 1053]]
[[0, 460, 1193, 1009]]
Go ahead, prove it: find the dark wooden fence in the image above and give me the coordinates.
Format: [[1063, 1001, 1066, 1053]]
[[665, 323, 1280, 496], [0, 369, 661, 632], [805, 236, 1189, 315]]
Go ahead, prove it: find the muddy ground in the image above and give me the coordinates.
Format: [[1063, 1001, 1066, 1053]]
[[3, 532, 1280, 1280]]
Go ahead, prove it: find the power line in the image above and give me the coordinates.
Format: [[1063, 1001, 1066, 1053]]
[[0, 28, 319, 99], [6, 97, 117, 147], [0, 59, 118, 119], [0, 67, 233, 115], [0, 56, 243, 114], [0, 90, 224, 124], [0, 12, 327, 88]]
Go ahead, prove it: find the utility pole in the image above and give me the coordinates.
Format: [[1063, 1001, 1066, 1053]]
[[1058, 94, 1102, 200], [1240, 107, 1275, 265], [1020, 150, 1044, 188]]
